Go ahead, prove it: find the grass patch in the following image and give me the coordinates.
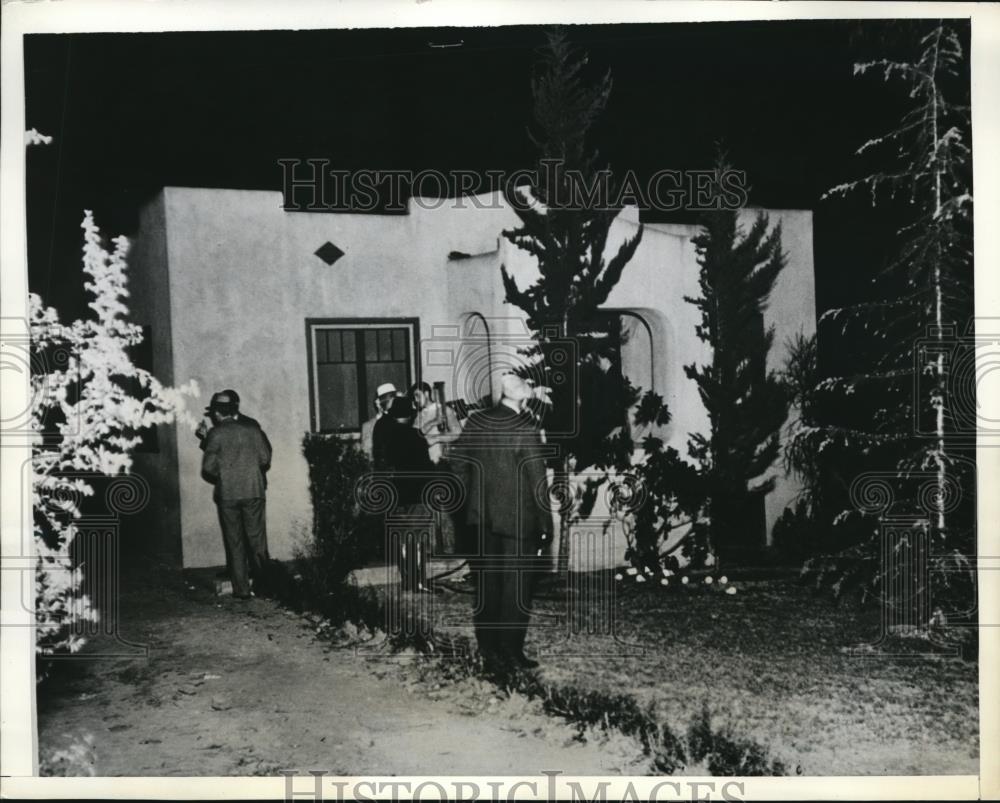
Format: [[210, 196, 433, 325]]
[[268, 570, 788, 775], [330, 570, 978, 775]]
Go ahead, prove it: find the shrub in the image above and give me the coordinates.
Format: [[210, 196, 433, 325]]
[[686, 703, 787, 776], [621, 390, 707, 572], [296, 434, 382, 620], [770, 499, 842, 563]]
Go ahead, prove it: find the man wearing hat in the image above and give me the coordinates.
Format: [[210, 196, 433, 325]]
[[360, 382, 397, 460], [373, 395, 436, 592], [201, 391, 273, 599], [451, 373, 552, 671], [196, 389, 261, 442], [197, 390, 265, 579]]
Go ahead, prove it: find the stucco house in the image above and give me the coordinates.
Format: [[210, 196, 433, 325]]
[[127, 186, 816, 571]]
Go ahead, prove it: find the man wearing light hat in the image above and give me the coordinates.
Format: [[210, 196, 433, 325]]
[[360, 382, 397, 460], [451, 372, 552, 672]]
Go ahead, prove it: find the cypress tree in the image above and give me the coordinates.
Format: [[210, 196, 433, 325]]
[[684, 165, 789, 557], [500, 29, 644, 565]]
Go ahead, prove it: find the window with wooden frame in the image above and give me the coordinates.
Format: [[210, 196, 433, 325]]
[[306, 318, 419, 433]]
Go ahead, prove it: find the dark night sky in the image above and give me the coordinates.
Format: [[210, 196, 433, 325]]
[[23, 20, 970, 320]]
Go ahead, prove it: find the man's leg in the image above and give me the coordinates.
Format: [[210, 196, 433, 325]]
[[417, 533, 428, 589], [438, 512, 456, 555], [474, 532, 505, 663], [473, 568, 500, 660], [497, 536, 533, 661], [241, 498, 269, 588], [216, 506, 234, 577], [509, 567, 535, 659], [415, 515, 432, 591], [218, 502, 251, 597], [458, 520, 480, 590], [396, 535, 410, 590]]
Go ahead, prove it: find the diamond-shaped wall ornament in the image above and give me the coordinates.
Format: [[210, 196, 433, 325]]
[[315, 241, 345, 266]]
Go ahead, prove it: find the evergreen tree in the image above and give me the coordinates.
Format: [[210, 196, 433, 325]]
[[501, 30, 643, 343], [500, 29, 644, 565], [823, 20, 972, 516], [683, 167, 789, 558], [788, 21, 974, 603], [783, 21, 974, 611]]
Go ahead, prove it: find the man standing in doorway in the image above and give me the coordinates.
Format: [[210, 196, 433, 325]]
[[201, 390, 273, 599], [362, 382, 398, 462]]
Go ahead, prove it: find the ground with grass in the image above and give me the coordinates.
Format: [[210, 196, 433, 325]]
[[37, 565, 978, 777], [36, 567, 649, 776], [394, 569, 979, 776]]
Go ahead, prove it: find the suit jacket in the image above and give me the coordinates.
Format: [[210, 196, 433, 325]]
[[202, 417, 272, 501], [372, 415, 394, 472], [451, 403, 550, 548], [197, 413, 261, 450], [373, 417, 434, 506]]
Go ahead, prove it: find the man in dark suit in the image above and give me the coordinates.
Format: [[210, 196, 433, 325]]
[[196, 389, 261, 442], [201, 391, 273, 599], [374, 396, 435, 592], [361, 382, 397, 460], [196, 390, 266, 580], [451, 374, 551, 671]]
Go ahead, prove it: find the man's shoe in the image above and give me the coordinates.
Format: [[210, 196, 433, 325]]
[[513, 653, 539, 669], [480, 655, 512, 680]]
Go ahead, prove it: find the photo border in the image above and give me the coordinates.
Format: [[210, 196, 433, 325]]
[[2, 1, 997, 798]]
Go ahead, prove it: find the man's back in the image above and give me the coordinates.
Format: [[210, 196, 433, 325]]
[[202, 418, 272, 501], [376, 418, 433, 506], [452, 403, 548, 543]]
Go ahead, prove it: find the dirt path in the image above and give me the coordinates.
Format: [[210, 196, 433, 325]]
[[37, 573, 649, 776]]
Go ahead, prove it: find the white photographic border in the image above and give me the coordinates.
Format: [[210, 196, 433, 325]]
[[2, 1, 997, 798]]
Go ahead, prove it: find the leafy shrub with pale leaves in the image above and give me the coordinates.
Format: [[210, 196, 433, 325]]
[[31, 211, 197, 668]]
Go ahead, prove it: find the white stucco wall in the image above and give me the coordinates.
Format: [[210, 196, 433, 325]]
[[127, 192, 184, 564], [142, 187, 815, 567], [750, 208, 817, 535], [158, 187, 523, 567]]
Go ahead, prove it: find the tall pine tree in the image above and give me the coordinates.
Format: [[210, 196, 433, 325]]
[[500, 29, 644, 565], [788, 21, 974, 606], [822, 21, 972, 528], [684, 166, 789, 558]]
